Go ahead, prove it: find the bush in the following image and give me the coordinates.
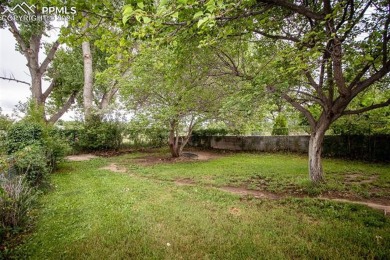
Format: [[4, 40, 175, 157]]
[[12, 145, 49, 187], [125, 126, 168, 148], [4, 121, 70, 187], [0, 112, 13, 154], [0, 175, 37, 240], [192, 128, 228, 137], [76, 116, 123, 151], [5, 122, 43, 154], [272, 115, 289, 136]]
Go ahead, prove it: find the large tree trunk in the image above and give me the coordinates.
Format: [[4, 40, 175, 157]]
[[308, 119, 330, 183], [31, 72, 43, 105], [308, 131, 325, 183], [168, 120, 180, 158], [168, 116, 196, 158], [82, 40, 94, 120]]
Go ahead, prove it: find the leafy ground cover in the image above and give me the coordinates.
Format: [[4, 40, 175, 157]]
[[8, 149, 390, 259]]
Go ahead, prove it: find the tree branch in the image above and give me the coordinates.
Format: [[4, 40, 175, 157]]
[[281, 92, 316, 129], [343, 98, 390, 115], [352, 60, 390, 97], [42, 80, 56, 102], [341, 0, 372, 41], [347, 62, 371, 89], [0, 5, 28, 54], [257, 0, 324, 20], [252, 29, 300, 42], [0, 76, 30, 86], [304, 71, 327, 102], [39, 40, 60, 74], [47, 92, 78, 123]]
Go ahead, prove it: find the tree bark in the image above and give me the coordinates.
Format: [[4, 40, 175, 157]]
[[47, 92, 78, 123], [82, 40, 94, 120], [168, 120, 180, 158], [168, 133, 180, 158], [308, 131, 325, 183], [308, 118, 331, 183]]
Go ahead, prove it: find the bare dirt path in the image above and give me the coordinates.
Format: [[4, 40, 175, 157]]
[[66, 154, 99, 161], [173, 179, 390, 215]]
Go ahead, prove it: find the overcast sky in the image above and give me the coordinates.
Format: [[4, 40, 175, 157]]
[[0, 29, 31, 116], [0, 22, 74, 120]]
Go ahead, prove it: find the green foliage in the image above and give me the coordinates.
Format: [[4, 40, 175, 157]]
[[5, 120, 69, 170], [192, 127, 228, 137], [76, 116, 123, 151], [125, 118, 168, 148], [0, 175, 37, 242], [272, 114, 289, 136], [0, 110, 14, 155], [4, 104, 70, 186], [46, 47, 84, 111], [12, 145, 49, 187], [5, 121, 43, 155], [331, 107, 390, 135]]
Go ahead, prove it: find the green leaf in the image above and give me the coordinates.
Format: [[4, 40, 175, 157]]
[[365, 55, 374, 62], [123, 5, 133, 15], [172, 12, 179, 19], [143, 16, 151, 24], [193, 11, 203, 19], [205, 0, 216, 12], [197, 17, 208, 28], [137, 2, 144, 9], [122, 5, 134, 24]]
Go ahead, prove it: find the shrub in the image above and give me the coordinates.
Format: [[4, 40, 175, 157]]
[[76, 116, 123, 151], [125, 126, 168, 148], [192, 128, 228, 137], [0, 112, 13, 154], [272, 115, 289, 136], [5, 122, 43, 154], [12, 145, 49, 187], [0, 175, 37, 240], [4, 121, 70, 187]]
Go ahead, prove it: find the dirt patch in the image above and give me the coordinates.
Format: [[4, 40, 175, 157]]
[[219, 186, 281, 200], [218, 186, 390, 215], [100, 163, 127, 173], [344, 174, 378, 184], [93, 149, 134, 157], [229, 207, 242, 216], [133, 150, 225, 166], [133, 155, 169, 166], [174, 178, 196, 186], [66, 154, 98, 161], [322, 198, 390, 215]]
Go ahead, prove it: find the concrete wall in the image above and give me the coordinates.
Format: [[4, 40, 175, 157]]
[[189, 135, 390, 162], [190, 135, 310, 153]]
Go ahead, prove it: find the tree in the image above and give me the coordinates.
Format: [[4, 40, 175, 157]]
[[64, 1, 132, 120], [45, 47, 84, 123], [122, 42, 233, 157], [0, 1, 72, 122], [123, 0, 390, 182]]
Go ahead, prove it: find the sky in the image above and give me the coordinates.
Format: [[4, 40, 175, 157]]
[[0, 21, 74, 120], [0, 28, 31, 116]]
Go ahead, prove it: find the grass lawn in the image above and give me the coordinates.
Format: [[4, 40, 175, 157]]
[[9, 149, 390, 259]]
